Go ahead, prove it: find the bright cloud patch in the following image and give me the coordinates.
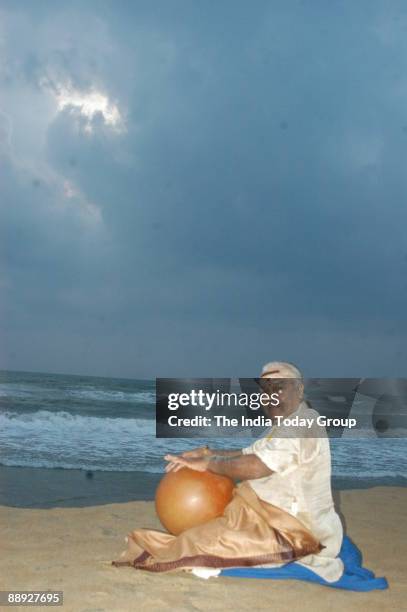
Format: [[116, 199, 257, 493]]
[[54, 84, 124, 133], [61, 179, 102, 226]]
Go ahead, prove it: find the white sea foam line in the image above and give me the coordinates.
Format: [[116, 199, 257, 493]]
[[66, 388, 155, 402], [0, 410, 153, 423]]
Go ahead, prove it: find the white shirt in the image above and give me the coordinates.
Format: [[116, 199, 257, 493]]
[[241, 401, 344, 582]]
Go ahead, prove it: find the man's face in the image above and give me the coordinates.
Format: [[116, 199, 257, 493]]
[[258, 377, 303, 416]]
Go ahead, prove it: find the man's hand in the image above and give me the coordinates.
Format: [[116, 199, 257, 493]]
[[165, 454, 210, 473]]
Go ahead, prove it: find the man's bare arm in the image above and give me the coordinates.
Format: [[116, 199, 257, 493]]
[[207, 453, 272, 481], [182, 447, 242, 459], [164, 451, 272, 481], [209, 449, 243, 458]]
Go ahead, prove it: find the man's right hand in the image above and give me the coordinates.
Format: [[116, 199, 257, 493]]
[[181, 446, 212, 459]]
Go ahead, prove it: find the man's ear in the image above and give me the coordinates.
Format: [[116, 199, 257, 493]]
[[298, 382, 304, 399]]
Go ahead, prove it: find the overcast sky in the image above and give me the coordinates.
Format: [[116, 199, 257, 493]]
[[1, 0, 407, 378]]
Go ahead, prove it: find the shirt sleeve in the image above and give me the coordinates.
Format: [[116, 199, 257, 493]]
[[300, 436, 322, 464], [242, 436, 299, 476]]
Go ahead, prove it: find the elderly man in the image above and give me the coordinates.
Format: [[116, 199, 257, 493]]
[[113, 362, 344, 582]]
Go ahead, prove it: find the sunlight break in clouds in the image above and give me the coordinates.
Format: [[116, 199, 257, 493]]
[[53, 82, 125, 134]]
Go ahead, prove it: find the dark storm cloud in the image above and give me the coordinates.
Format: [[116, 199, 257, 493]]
[[1, 0, 407, 376]]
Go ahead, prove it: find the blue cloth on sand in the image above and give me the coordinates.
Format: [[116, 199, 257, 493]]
[[221, 536, 388, 591]]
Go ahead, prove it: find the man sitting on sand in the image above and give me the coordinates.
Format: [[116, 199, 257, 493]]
[[113, 361, 344, 581]]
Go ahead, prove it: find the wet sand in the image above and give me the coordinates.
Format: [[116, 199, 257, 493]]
[[1, 465, 406, 508]]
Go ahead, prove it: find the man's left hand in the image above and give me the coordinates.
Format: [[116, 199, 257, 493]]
[[164, 454, 210, 473]]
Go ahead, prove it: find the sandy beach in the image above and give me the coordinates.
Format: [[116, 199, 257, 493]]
[[1, 486, 405, 612]]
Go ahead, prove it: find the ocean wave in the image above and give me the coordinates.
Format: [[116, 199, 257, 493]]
[[0, 410, 201, 473], [0, 410, 154, 434], [0, 383, 40, 398], [0, 383, 155, 404]]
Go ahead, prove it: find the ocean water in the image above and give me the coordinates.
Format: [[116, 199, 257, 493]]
[[1, 370, 406, 485]]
